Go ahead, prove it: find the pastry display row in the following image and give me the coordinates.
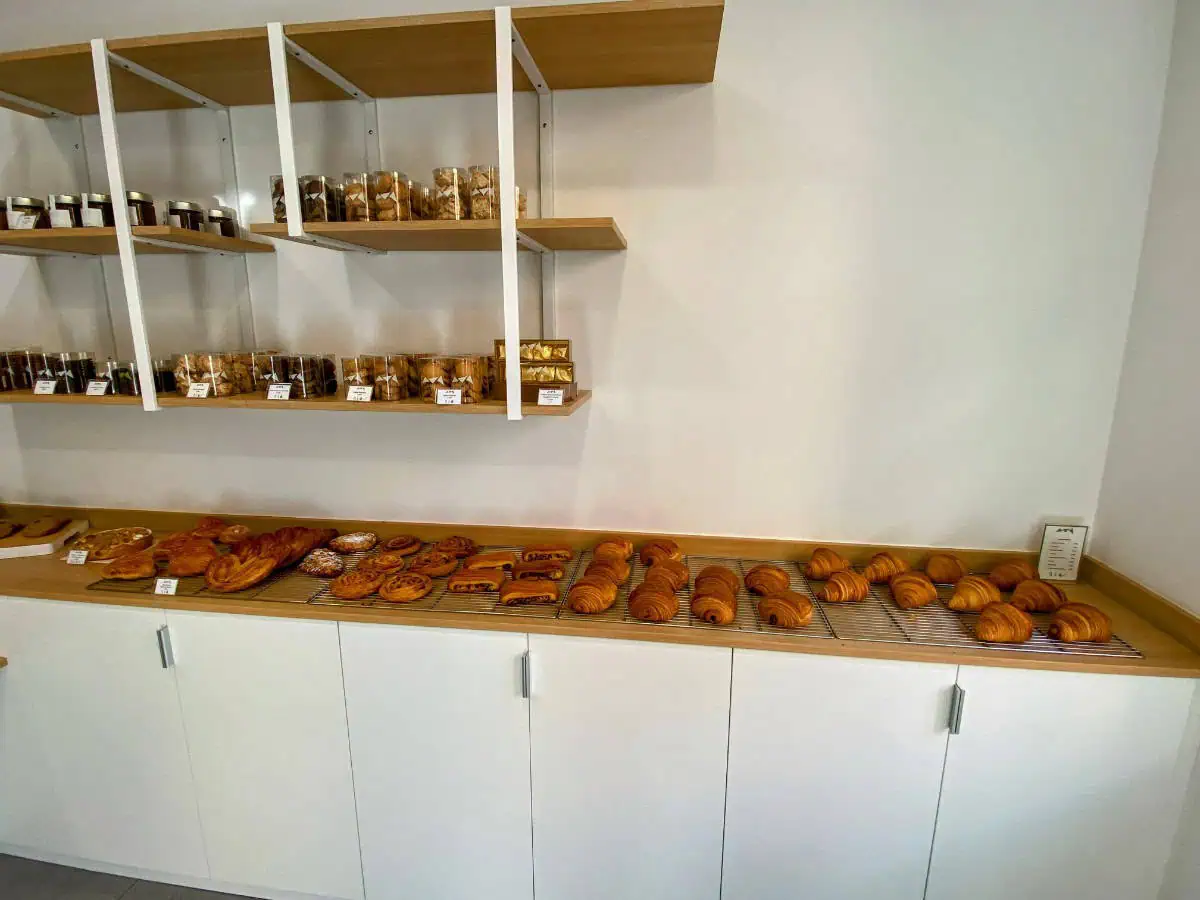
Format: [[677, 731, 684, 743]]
[[3, 192, 238, 235]]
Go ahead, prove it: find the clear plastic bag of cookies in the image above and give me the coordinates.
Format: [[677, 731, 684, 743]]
[[371, 354, 410, 401], [417, 355, 454, 401], [371, 171, 411, 222], [449, 354, 486, 404], [288, 354, 325, 398], [342, 172, 373, 222], [174, 353, 238, 397], [249, 349, 280, 392], [265, 354, 293, 393], [318, 353, 339, 395], [432, 167, 469, 220], [270, 175, 289, 223], [341, 356, 373, 391], [229, 352, 254, 394], [468, 165, 497, 220], [300, 175, 337, 223]]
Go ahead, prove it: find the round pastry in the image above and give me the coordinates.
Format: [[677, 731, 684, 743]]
[[217, 524, 252, 545], [585, 557, 630, 585], [0, 521, 21, 540], [167, 539, 220, 577], [378, 572, 434, 603], [409, 550, 459, 577], [22, 517, 70, 539], [628, 583, 680, 623], [102, 550, 158, 580], [925, 553, 967, 585], [434, 535, 478, 558], [890, 571, 938, 609], [328, 532, 379, 554], [381, 534, 422, 555], [639, 539, 682, 567], [804, 547, 850, 580], [863, 551, 909, 584], [1048, 603, 1112, 643], [329, 571, 384, 600], [818, 570, 870, 603], [644, 558, 689, 592], [190, 516, 228, 540], [947, 574, 1000, 612], [593, 537, 634, 561], [1009, 579, 1067, 613], [355, 550, 410, 576], [695, 566, 739, 595], [988, 559, 1037, 592], [745, 564, 791, 596], [298, 549, 345, 577], [204, 554, 275, 593], [73, 527, 154, 561], [567, 576, 619, 614], [758, 591, 813, 629], [691, 589, 737, 626]]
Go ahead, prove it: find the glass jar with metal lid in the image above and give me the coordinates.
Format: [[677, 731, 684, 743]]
[[5, 197, 48, 229], [53, 352, 97, 394], [81, 193, 114, 227], [48, 194, 83, 228], [166, 200, 205, 231], [126, 191, 156, 226], [206, 207, 237, 238]]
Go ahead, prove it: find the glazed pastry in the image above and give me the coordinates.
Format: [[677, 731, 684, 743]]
[[167, 539, 220, 577], [639, 539, 682, 567], [204, 554, 275, 593], [233, 533, 287, 566], [0, 521, 20, 539], [863, 551, 909, 584], [154, 531, 202, 559], [217, 524, 252, 545], [691, 587, 737, 626], [593, 537, 634, 561], [988, 559, 1038, 592], [102, 550, 158, 580], [695, 566, 739, 595], [329, 532, 379, 554], [464, 551, 517, 571], [644, 558, 689, 592], [521, 544, 573, 563], [890, 571, 938, 609], [298, 549, 345, 577], [628, 583, 680, 622], [380, 534, 422, 555], [925, 553, 967, 584], [758, 591, 813, 629], [275, 526, 325, 567], [409, 551, 459, 577], [513, 560, 567, 581], [355, 550, 411, 576], [447, 570, 504, 593], [499, 578, 560, 606], [190, 516, 228, 540], [818, 570, 870, 603], [1048, 603, 1112, 643], [804, 547, 850, 580], [330, 571, 384, 600], [378, 572, 434, 603], [22, 517, 70, 539], [585, 557, 630, 584], [1009, 579, 1067, 613], [73, 527, 153, 561], [975, 601, 1034, 643], [745, 564, 791, 596], [566, 576, 619, 614], [435, 535, 478, 558], [947, 574, 1000, 612]]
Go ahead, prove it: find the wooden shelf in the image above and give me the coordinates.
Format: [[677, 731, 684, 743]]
[[0, 391, 142, 406], [0, 226, 274, 257], [249, 219, 625, 252], [157, 391, 591, 416]]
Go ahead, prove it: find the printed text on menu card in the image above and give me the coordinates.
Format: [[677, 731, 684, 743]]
[[1038, 524, 1089, 581]]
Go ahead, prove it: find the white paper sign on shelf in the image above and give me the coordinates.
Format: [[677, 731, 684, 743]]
[[186, 382, 211, 399], [85, 380, 110, 396], [267, 382, 293, 400], [49, 210, 73, 228], [436, 389, 462, 405], [1038, 524, 1089, 582], [537, 388, 565, 406], [155, 578, 179, 596], [346, 385, 374, 402], [66, 549, 89, 565], [33, 380, 57, 395]]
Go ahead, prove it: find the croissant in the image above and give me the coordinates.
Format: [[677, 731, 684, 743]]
[[691, 588, 737, 625], [987, 558, 1037, 591], [639, 539, 682, 567], [925, 553, 967, 584], [804, 547, 850, 580], [567, 576, 618, 614], [586, 556, 630, 584], [757, 591, 813, 629], [644, 558, 689, 592], [863, 551, 909, 584], [1048, 603, 1112, 643], [890, 571, 937, 609], [594, 537, 634, 561], [695, 565, 739, 595], [947, 574, 1001, 612], [819, 570, 870, 603], [745, 564, 791, 596], [628, 583, 680, 623], [975, 601, 1033, 643], [1009, 579, 1067, 613]]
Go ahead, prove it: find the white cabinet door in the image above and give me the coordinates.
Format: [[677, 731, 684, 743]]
[[0, 596, 207, 877], [341, 624, 533, 900], [166, 611, 363, 900], [926, 666, 1200, 900], [528, 635, 731, 900], [722, 651, 957, 900]]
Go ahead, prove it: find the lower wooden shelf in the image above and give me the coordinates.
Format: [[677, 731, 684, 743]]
[[157, 391, 591, 416], [249, 218, 626, 252], [0, 391, 142, 406], [0, 225, 274, 256]]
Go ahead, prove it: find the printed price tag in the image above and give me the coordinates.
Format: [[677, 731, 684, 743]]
[[186, 382, 211, 399], [66, 549, 89, 565], [267, 382, 293, 400], [85, 380, 110, 396], [33, 379, 57, 395], [49, 209, 73, 228], [155, 578, 179, 596], [436, 388, 462, 405], [1038, 524, 1089, 582], [346, 385, 374, 402], [82, 207, 105, 227], [537, 388, 565, 406]]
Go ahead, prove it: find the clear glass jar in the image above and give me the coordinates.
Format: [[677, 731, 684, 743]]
[[417, 355, 454, 401], [8, 348, 37, 389], [0, 350, 19, 392], [469, 165, 497, 220], [449, 355, 486, 404], [126, 192, 156, 226], [341, 357, 372, 392], [270, 175, 289, 223], [48, 194, 83, 228], [371, 354, 410, 401], [174, 353, 237, 397], [166, 200, 205, 231], [53, 352, 96, 394], [247, 349, 279, 392], [432, 167, 468, 220], [300, 175, 337, 222], [228, 353, 254, 394], [207, 207, 237, 237], [105, 359, 142, 396], [153, 358, 177, 394], [318, 354, 339, 395], [371, 171, 411, 222], [6, 197, 48, 229], [342, 172, 373, 222], [82, 193, 114, 227]]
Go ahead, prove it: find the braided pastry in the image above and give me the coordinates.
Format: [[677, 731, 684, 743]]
[[745, 564, 791, 596], [691, 588, 737, 626], [804, 547, 850, 580], [585, 556, 630, 584], [567, 576, 618, 614], [890, 571, 937, 609], [819, 570, 870, 603], [594, 537, 634, 561], [758, 591, 813, 629], [628, 583, 679, 623], [987, 559, 1037, 592], [205, 554, 276, 593], [863, 551, 909, 584], [975, 601, 1033, 643], [925, 553, 967, 584], [947, 574, 1000, 612], [378, 572, 433, 603], [1047, 603, 1112, 643], [217, 524, 251, 546], [644, 558, 689, 592], [639, 539, 682, 567], [1009, 579, 1067, 613], [695, 566, 739, 595]]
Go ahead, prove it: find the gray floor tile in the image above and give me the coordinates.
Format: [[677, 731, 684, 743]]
[[0, 853, 136, 900], [119, 881, 257, 900]]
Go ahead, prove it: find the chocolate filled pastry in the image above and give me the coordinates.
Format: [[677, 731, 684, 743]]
[[695, 566, 739, 595], [381, 534, 422, 555], [102, 550, 158, 580], [409, 550, 459, 577], [1009, 579, 1067, 613], [947, 574, 1001, 612], [628, 583, 680, 623], [464, 551, 517, 571], [435, 535, 477, 558], [0, 521, 21, 539], [639, 539, 682, 567], [514, 560, 567, 581], [758, 591, 813, 629], [804, 547, 850, 580], [73, 527, 154, 561], [22, 517, 70, 539], [521, 544, 573, 563], [584, 557, 629, 585], [593, 537, 634, 561], [190, 516, 228, 540], [975, 601, 1033, 643], [204, 554, 276, 593], [448, 571, 504, 593], [298, 549, 345, 577], [818, 570, 870, 603], [217, 524, 252, 545], [329, 532, 379, 554], [691, 586, 737, 626], [863, 551, 909, 584], [499, 578, 559, 606], [745, 564, 791, 596], [645, 558, 689, 592], [355, 550, 411, 576], [567, 576, 619, 614], [167, 539, 220, 577], [378, 572, 434, 603], [330, 571, 385, 600], [925, 553, 967, 585], [1048, 603, 1112, 643], [987, 559, 1037, 592], [890, 571, 938, 609]]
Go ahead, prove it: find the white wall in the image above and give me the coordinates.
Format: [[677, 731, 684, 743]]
[[0, 0, 1177, 549]]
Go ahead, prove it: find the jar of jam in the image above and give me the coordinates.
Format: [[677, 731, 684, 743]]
[[166, 200, 205, 231], [126, 192, 157, 226], [82, 193, 114, 227], [6, 197, 48, 229], [48, 194, 83, 228], [54, 352, 96, 394], [207, 207, 237, 237]]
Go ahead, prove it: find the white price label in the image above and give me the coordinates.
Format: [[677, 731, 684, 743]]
[[436, 388, 462, 405], [346, 385, 374, 402], [49, 209, 73, 228], [85, 379, 110, 396], [33, 379, 57, 395], [186, 382, 211, 399], [267, 382, 293, 400], [6, 212, 37, 230], [537, 388, 565, 406], [155, 578, 179, 596], [66, 549, 89, 565], [82, 207, 105, 227], [1038, 524, 1089, 582]]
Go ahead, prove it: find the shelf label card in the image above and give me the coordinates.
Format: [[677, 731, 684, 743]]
[[66, 549, 89, 565], [82, 207, 105, 227], [538, 388, 565, 406], [267, 382, 293, 400], [436, 389, 462, 405], [1038, 524, 1089, 582], [186, 382, 211, 399], [49, 209, 73, 228], [33, 380, 57, 395], [346, 385, 374, 402], [155, 578, 179, 596], [85, 380, 110, 396]]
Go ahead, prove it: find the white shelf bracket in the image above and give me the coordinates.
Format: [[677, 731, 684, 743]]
[[496, 6, 523, 421], [105, 50, 225, 109], [0, 88, 71, 119]]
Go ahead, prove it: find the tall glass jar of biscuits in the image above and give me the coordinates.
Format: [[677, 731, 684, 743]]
[[432, 167, 468, 220], [371, 171, 411, 222]]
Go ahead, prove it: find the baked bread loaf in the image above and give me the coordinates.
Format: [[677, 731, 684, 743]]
[[521, 545, 573, 563], [378, 572, 433, 603], [863, 551, 909, 584], [925, 553, 967, 584], [513, 560, 567, 581], [381, 534, 422, 555], [644, 558, 689, 592], [409, 551, 459, 577], [1048, 603, 1112, 643], [464, 551, 516, 571], [948, 574, 1001, 612], [1009, 579, 1067, 613], [298, 549, 345, 577], [0, 521, 20, 540], [167, 539, 220, 577], [804, 547, 850, 580], [447, 571, 504, 593], [975, 601, 1033, 643], [695, 566, 739, 595], [204, 554, 275, 593], [74, 527, 153, 561], [691, 586, 737, 625], [890, 571, 938, 609], [594, 537, 634, 561], [217, 524, 251, 545], [628, 583, 680, 622], [567, 576, 618, 614], [639, 539, 682, 567], [435, 535, 478, 558], [745, 564, 791, 596], [329, 532, 379, 554], [102, 550, 158, 580], [330, 571, 384, 600], [758, 591, 813, 629], [987, 559, 1037, 591], [499, 578, 559, 606], [818, 570, 870, 603], [23, 517, 69, 539]]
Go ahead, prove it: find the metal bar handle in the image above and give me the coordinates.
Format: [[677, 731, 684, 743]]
[[156, 625, 175, 669], [948, 684, 966, 735], [520, 651, 531, 699]]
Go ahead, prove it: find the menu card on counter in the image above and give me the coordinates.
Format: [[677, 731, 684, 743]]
[[1038, 524, 1088, 582]]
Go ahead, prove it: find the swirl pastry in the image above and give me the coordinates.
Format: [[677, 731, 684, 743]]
[[409, 551, 459, 577], [190, 516, 228, 540], [205, 554, 276, 593], [1009, 579, 1067, 613], [298, 549, 344, 577], [804, 547, 850, 580], [758, 591, 813, 629], [987, 559, 1037, 592], [355, 550, 411, 577], [464, 552, 517, 571], [74, 527, 154, 561], [435, 535, 478, 558], [448, 571, 504, 593], [378, 572, 433, 603], [628, 583, 680, 623], [217, 524, 252, 546], [167, 539, 220, 577], [947, 574, 1000, 612], [644, 558, 689, 592], [691, 588, 737, 626], [22, 516, 70, 539], [499, 578, 559, 606], [102, 550, 158, 580], [567, 576, 619, 614], [381, 534, 422, 555], [890, 571, 938, 609], [521, 544, 573, 563], [695, 566, 739, 595], [639, 539, 682, 567], [863, 551, 909, 584], [329, 532, 379, 554], [330, 571, 384, 600], [818, 570, 870, 603], [513, 560, 567, 580], [594, 537, 634, 561], [975, 601, 1033, 643], [1048, 603, 1112, 643], [925, 553, 967, 584], [745, 564, 791, 596], [585, 557, 630, 584]]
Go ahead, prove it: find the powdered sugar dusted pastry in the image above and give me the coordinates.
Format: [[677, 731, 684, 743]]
[[329, 532, 379, 554], [298, 549, 345, 577]]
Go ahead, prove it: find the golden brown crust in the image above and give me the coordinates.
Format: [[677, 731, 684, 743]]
[[585, 557, 630, 585], [890, 571, 938, 609], [330, 571, 384, 600], [975, 601, 1033, 643], [22, 517, 70, 539], [863, 551, 909, 584], [691, 587, 737, 625], [378, 572, 433, 603], [757, 591, 813, 629], [167, 539, 220, 577], [190, 516, 228, 540], [987, 559, 1037, 592], [520, 544, 573, 563], [409, 551, 459, 578], [645, 558, 689, 592], [355, 550, 411, 577], [593, 538, 634, 561], [639, 539, 682, 567], [567, 576, 618, 614], [819, 570, 870, 603], [447, 571, 504, 593], [297, 549, 345, 577], [329, 532, 379, 554], [745, 564, 791, 596], [217, 524, 252, 545], [804, 547, 850, 580], [101, 550, 158, 580], [464, 551, 517, 571], [513, 560, 567, 581], [74, 527, 154, 561], [499, 578, 559, 606], [1009, 579, 1067, 613], [1048, 603, 1112, 643], [380, 534, 422, 555], [628, 583, 680, 622], [948, 574, 1001, 612], [0, 521, 21, 540], [925, 553, 967, 584], [435, 535, 478, 558], [695, 566, 739, 595], [204, 554, 276, 593]]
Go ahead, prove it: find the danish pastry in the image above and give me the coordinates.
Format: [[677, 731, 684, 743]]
[[695, 566, 739, 595], [409, 551, 459, 577], [758, 591, 813, 629], [101, 550, 158, 580], [355, 550, 411, 576], [217, 524, 252, 545], [330, 571, 384, 600], [644, 558, 689, 592], [975, 601, 1033, 643], [0, 521, 20, 540], [1009, 579, 1067, 613], [988, 559, 1037, 592], [521, 545, 573, 563], [190, 516, 228, 540], [22, 517, 69, 539], [1048, 603, 1112, 643], [567, 576, 618, 614], [204, 554, 275, 593], [585, 557, 630, 584], [464, 551, 517, 571], [513, 560, 567, 580], [818, 570, 870, 603], [863, 551, 909, 584], [298, 549, 345, 577], [890, 571, 938, 609], [691, 588, 737, 626], [594, 537, 634, 561], [639, 539, 682, 567], [628, 583, 680, 622], [435, 535, 478, 558], [329, 532, 379, 554], [74, 527, 153, 561], [154, 531, 201, 560], [499, 578, 559, 606], [948, 574, 1000, 612], [745, 564, 791, 596], [925, 553, 967, 584], [804, 547, 850, 580], [167, 539, 220, 577], [447, 571, 504, 593], [381, 534, 422, 555], [378, 572, 433, 603]]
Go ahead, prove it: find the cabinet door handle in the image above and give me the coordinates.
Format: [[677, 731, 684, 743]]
[[948, 684, 966, 735], [156, 625, 175, 669], [520, 651, 531, 700]]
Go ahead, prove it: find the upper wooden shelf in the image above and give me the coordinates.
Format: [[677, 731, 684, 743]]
[[249, 218, 626, 252], [0, 226, 274, 257], [0, 1, 723, 116]]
